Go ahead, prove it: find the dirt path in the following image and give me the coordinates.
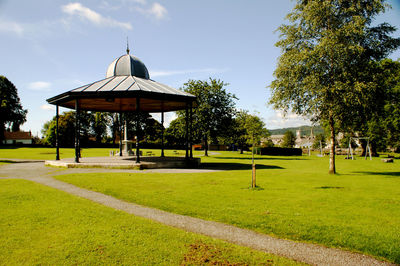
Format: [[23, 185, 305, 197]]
[[0, 161, 394, 266]]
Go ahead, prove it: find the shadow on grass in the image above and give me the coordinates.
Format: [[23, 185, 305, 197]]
[[0, 160, 16, 163], [315, 186, 345, 189], [0, 160, 43, 164], [211, 156, 305, 161], [353, 171, 400, 177], [200, 162, 284, 171]]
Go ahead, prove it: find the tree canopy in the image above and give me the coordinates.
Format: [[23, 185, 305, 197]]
[[0, 76, 27, 141], [178, 78, 237, 156], [281, 131, 296, 148], [269, 0, 400, 174]]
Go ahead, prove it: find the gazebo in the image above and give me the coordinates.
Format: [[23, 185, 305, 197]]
[[46, 46, 196, 165]]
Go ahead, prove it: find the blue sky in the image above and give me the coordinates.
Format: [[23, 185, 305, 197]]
[[1, 0, 399, 137]]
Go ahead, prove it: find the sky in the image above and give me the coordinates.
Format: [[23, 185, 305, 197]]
[[1, 0, 399, 137]]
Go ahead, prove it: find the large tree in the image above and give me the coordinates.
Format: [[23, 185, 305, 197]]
[[230, 110, 249, 154], [382, 59, 400, 151], [165, 116, 186, 147], [91, 112, 108, 144], [180, 78, 237, 156], [281, 130, 296, 148], [42, 111, 92, 147], [124, 111, 163, 144], [0, 76, 27, 142], [269, 0, 400, 174]]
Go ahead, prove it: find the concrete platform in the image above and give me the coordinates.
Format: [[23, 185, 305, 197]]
[[45, 156, 201, 169]]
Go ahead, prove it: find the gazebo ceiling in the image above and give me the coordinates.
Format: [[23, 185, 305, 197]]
[[47, 53, 196, 112]]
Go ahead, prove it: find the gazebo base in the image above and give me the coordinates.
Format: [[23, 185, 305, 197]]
[[45, 156, 200, 170]]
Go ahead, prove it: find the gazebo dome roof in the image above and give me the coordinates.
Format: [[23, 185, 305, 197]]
[[106, 54, 150, 79]]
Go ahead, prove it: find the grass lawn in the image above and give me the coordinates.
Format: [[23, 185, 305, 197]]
[[0, 179, 302, 265], [0, 146, 196, 160], [54, 151, 400, 263]]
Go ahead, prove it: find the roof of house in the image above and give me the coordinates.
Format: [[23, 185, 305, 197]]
[[4, 131, 32, 140]]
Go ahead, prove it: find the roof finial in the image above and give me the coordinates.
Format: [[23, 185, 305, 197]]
[[126, 37, 130, 54]]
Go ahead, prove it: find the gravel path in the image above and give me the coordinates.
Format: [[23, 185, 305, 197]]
[[0, 161, 394, 266]]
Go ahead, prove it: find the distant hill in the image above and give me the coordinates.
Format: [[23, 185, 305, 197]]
[[269, 125, 325, 137]]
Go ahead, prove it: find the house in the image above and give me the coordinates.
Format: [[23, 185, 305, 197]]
[[270, 135, 284, 146], [3, 131, 33, 145]]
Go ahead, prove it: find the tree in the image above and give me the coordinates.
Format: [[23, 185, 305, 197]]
[[105, 112, 120, 145], [269, 0, 400, 174], [350, 59, 400, 155], [165, 116, 186, 147], [383, 59, 400, 151], [282, 131, 296, 148], [242, 112, 268, 188], [42, 111, 92, 147], [313, 133, 326, 150], [42, 111, 76, 147], [179, 78, 237, 156], [232, 110, 250, 154], [124, 111, 162, 144], [91, 112, 108, 144], [0, 76, 27, 142]]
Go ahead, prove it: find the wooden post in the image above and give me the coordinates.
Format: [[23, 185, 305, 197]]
[[55, 105, 60, 160], [252, 164, 256, 188], [252, 139, 256, 188], [189, 102, 193, 159], [185, 102, 189, 159], [119, 112, 123, 156], [136, 97, 140, 163], [74, 99, 80, 163], [161, 108, 165, 157]]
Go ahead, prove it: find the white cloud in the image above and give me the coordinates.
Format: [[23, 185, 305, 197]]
[[0, 20, 24, 36], [137, 2, 168, 20], [62, 2, 132, 30], [267, 110, 312, 129], [151, 67, 229, 77], [128, 0, 147, 4], [148, 3, 168, 20], [100, 0, 146, 10], [28, 81, 52, 91], [41, 104, 55, 111]]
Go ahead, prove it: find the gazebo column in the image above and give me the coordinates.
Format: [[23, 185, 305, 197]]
[[161, 109, 165, 157], [136, 97, 141, 163], [189, 102, 193, 159], [74, 99, 80, 163], [185, 103, 189, 159], [55, 105, 60, 160], [119, 112, 123, 156]]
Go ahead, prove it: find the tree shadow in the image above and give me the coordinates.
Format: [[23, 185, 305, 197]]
[[315, 186, 345, 189], [0, 146, 17, 149], [211, 156, 304, 161], [0, 160, 16, 163], [200, 162, 284, 171], [353, 171, 400, 177], [0, 160, 42, 164]]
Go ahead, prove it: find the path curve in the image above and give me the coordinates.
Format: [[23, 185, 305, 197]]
[[0, 161, 394, 266]]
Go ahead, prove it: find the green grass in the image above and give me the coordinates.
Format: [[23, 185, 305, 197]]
[[0, 179, 302, 265], [54, 151, 400, 263], [0, 146, 198, 160]]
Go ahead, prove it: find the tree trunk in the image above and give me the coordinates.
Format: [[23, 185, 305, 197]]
[[329, 114, 336, 174], [252, 140, 256, 188], [204, 135, 208, 156]]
